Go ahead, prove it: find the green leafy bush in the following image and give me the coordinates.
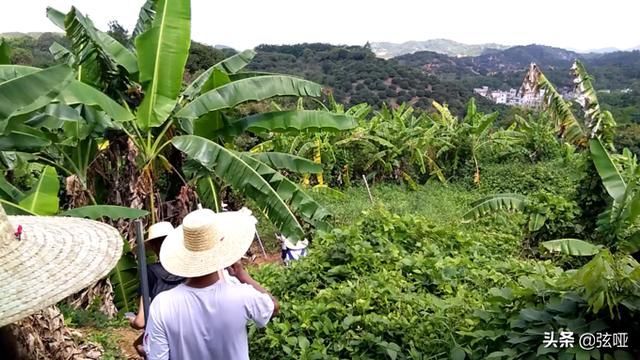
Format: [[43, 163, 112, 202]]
[[249, 207, 563, 359], [479, 159, 582, 196]]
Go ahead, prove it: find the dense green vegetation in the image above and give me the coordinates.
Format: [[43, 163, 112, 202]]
[[1, 0, 639, 359]]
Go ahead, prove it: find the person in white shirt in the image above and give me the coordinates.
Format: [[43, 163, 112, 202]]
[[144, 208, 279, 360]]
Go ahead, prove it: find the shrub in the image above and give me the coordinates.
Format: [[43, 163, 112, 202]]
[[478, 159, 582, 197]]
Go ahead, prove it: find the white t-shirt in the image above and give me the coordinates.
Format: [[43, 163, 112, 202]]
[[143, 281, 275, 360]]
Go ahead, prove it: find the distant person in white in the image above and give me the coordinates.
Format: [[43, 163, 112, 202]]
[[144, 208, 279, 360]]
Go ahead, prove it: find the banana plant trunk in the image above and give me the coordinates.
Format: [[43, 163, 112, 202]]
[[314, 136, 324, 186]]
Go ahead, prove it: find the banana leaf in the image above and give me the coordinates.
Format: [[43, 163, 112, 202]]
[[49, 42, 75, 65], [177, 76, 322, 120], [59, 81, 134, 122], [173, 135, 330, 239], [0, 65, 73, 132], [464, 193, 526, 220], [62, 205, 149, 220], [0, 173, 24, 201], [0, 65, 133, 122], [62, 7, 138, 74], [136, 0, 191, 129], [182, 49, 256, 99], [110, 247, 139, 313], [132, 0, 157, 40], [590, 138, 626, 203], [528, 213, 548, 232], [195, 175, 221, 212], [541, 239, 601, 256], [0, 131, 51, 152], [18, 165, 59, 216], [250, 152, 322, 173], [215, 111, 357, 138]]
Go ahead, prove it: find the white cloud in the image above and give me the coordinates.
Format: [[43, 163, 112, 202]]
[[2, 0, 638, 51]]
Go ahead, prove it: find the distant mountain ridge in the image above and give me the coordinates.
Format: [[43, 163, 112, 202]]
[[0, 32, 50, 39], [370, 39, 640, 58], [396, 44, 640, 91], [370, 39, 510, 58]]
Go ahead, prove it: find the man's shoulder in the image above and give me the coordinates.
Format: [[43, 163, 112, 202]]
[[151, 284, 185, 304], [223, 282, 260, 296]]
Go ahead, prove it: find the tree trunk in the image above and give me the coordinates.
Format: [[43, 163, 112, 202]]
[[4, 306, 102, 360]]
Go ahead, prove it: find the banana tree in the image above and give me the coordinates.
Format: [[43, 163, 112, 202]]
[[432, 99, 518, 184], [49, 0, 356, 239], [519, 61, 616, 149], [0, 64, 135, 207]]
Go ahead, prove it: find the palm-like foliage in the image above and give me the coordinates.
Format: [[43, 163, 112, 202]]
[[520, 61, 616, 148], [571, 61, 616, 147], [261, 98, 522, 187], [41, 0, 356, 239], [47, 7, 138, 99], [520, 63, 585, 146]]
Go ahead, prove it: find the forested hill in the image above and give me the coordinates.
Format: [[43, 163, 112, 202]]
[[396, 44, 640, 90], [247, 43, 489, 113]]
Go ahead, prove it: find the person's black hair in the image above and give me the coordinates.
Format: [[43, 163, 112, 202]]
[[147, 235, 167, 256]]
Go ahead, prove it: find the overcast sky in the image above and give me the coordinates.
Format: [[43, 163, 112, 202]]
[[1, 0, 638, 51]]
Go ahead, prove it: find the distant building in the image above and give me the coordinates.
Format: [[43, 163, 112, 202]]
[[491, 91, 507, 104], [473, 86, 489, 97], [473, 85, 544, 108]]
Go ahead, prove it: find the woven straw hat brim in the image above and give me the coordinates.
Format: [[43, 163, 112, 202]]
[[0, 216, 122, 327], [160, 212, 256, 278]]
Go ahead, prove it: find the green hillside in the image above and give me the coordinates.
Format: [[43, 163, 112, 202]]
[[248, 43, 490, 113]]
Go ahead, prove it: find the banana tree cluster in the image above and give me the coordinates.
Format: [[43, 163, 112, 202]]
[[5, 0, 356, 240], [0, 0, 358, 311], [261, 97, 520, 187]]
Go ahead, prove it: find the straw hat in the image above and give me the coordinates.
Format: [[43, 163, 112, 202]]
[[160, 208, 257, 278], [146, 221, 174, 242], [0, 205, 122, 328]]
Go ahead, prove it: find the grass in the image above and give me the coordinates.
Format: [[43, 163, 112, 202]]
[[86, 331, 127, 360], [251, 182, 480, 253], [314, 182, 479, 227]]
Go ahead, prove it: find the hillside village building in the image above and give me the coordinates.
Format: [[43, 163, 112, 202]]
[[473, 86, 546, 107]]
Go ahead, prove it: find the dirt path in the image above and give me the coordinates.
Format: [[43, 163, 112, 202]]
[[112, 327, 143, 359]]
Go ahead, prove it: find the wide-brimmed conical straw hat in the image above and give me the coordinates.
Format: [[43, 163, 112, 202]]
[[0, 205, 123, 327], [160, 208, 257, 278]]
